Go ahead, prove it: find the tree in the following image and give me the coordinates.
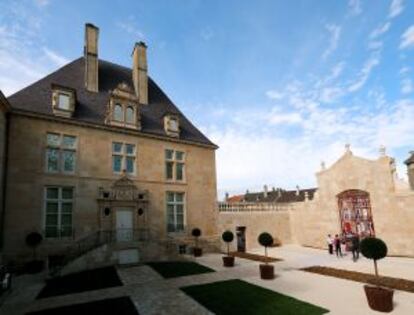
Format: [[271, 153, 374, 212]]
[[222, 230, 234, 256], [360, 237, 387, 277], [258, 232, 273, 264]]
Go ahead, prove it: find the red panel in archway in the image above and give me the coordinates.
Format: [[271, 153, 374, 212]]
[[337, 190, 375, 237]]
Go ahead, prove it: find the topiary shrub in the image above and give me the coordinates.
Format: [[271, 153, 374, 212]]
[[25, 232, 44, 274], [222, 230, 234, 256], [25, 232, 43, 260], [360, 237, 387, 278], [192, 228, 201, 248], [258, 232, 274, 264]]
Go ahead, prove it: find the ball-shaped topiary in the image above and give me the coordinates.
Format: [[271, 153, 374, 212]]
[[258, 232, 274, 247], [25, 232, 43, 260], [258, 232, 274, 264], [360, 237, 387, 277], [192, 228, 201, 238], [222, 231, 234, 256], [192, 228, 202, 247]]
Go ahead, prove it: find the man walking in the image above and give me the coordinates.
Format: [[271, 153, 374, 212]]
[[334, 234, 342, 257], [327, 234, 333, 255], [351, 233, 360, 261]]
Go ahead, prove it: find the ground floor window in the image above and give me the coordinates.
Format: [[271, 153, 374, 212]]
[[166, 192, 185, 232], [45, 186, 73, 238]]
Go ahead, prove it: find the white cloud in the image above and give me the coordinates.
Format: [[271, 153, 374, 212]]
[[389, 0, 404, 18], [319, 87, 343, 103], [322, 24, 341, 60], [117, 17, 145, 40], [43, 48, 69, 67], [348, 55, 380, 92], [367, 41, 383, 51], [207, 95, 414, 195], [401, 78, 413, 94], [268, 107, 303, 125], [370, 22, 391, 39], [400, 25, 414, 49], [0, 2, 69, 95], [399, 66, 410, 75], [266, 90, 284, 100], [348, 0, 362, 16]]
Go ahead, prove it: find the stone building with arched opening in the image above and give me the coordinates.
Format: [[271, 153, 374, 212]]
[[219, 145, 414, 257]]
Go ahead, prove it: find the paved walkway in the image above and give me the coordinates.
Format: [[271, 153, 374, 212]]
[[1, 245, 414, 314]]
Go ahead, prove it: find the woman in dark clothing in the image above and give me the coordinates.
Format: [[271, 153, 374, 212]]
[[334, 234, 342, 257]]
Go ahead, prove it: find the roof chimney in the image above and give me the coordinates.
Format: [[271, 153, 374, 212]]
[[132, 42, 148, 105], [84, 23, 99, 92]]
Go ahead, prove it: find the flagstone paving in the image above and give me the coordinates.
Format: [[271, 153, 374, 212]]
[[2, 245, 414, 314]]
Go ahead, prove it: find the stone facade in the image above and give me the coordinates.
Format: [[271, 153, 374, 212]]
[[219, 146, 414, 257], [2, 114, 218, 262], [1, 24, 219, 264]]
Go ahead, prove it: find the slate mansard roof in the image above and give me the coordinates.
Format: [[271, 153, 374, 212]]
[[7, 58, 216, 148]]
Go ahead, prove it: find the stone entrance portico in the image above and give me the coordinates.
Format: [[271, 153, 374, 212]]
[[97, 174, 149, 242]]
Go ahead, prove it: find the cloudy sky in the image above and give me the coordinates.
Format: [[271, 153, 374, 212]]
[[1, 0, 414, 198]]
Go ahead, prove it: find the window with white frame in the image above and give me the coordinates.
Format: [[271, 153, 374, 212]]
[[57, 93, 71, 110], [166, 192, 185, 232], [112, 142, 136, 174], [114, 104, 123, 121], [126, 106, 135, 124], [165, 149, 185, 181], [46, 133, 77, 173], [44, 187, 73, 238]]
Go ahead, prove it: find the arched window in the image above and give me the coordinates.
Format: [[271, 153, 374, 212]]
[[114, 104, 123, 121], [126, 106, 135, 124]]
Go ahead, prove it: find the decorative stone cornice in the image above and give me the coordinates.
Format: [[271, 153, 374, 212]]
[[10, 108, 219, 149]]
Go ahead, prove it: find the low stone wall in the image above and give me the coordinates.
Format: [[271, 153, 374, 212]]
[[218, 209, 292, 252]]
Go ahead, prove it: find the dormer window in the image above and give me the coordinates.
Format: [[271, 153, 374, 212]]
[[105, 82, 141, 130], [51, 84, 76, 118], [58, 93, 71, 110], [114, 104, 123, 121], [164, 113, 180, 138], [126, 106, 135, 124]]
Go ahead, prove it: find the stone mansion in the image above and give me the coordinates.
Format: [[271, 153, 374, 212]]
[[0, 24, 218, 265]]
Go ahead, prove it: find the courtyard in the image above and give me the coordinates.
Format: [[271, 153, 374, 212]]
[[1, 245, 414, 314]]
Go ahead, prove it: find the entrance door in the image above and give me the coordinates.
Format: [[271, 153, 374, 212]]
[[116, 208, 133, 242], [337, 190, 375, 238], [236, 227, 246, 252]]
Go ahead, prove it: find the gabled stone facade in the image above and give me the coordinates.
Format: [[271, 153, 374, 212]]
[[1, 24, 219, 264]]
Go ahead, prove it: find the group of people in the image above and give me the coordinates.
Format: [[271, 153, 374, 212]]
[[327, 233, 360, 261]]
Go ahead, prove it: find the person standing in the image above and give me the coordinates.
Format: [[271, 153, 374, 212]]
[[327, 234, 333, 255], [351, 234, 360, 261], [334, 234, 342, 257]]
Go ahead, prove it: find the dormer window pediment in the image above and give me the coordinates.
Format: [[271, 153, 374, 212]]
[[105, 82, 141, 130], [164, 113, 180, 138], [51, 84, 76, 118]]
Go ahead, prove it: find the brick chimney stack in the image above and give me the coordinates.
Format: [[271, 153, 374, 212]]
[[84, 23, 99, 92], [132, 42, 148, 105], [404, 151, 414, 190]]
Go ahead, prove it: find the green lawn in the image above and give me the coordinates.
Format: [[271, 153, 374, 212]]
[[37, 266, 123, 299], [181, 279, 329, 315], [147, 261, 214, 278]]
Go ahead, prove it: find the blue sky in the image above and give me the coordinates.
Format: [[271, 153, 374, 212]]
[[1, 0, 414, 198]]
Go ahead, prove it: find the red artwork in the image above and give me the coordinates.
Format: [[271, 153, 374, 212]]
[[337, 190, 375, 238]]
